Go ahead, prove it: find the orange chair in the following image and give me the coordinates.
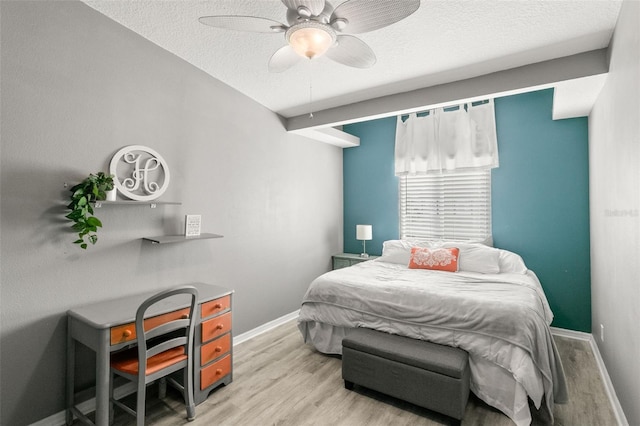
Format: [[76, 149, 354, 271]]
[[110, 286, 198, 425]]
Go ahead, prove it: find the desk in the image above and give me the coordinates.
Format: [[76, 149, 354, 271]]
[[66, 282, 232, 426]]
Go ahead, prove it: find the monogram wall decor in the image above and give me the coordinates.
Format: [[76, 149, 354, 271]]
[[109, 145, 170, 201]]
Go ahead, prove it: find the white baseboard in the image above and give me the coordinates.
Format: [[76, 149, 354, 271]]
[[550, 326, 592, 340], [551, 327, 628, 426], [32, 310, 300, 426], [233, 309, 299, 346]]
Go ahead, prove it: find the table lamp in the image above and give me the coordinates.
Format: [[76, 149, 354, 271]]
[[356, 224, 373, 258]]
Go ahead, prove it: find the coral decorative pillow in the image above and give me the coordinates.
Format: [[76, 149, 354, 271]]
[[408, 247, 459, 272]]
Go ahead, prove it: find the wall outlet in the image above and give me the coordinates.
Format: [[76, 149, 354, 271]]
[[600, 324, 605, 342]]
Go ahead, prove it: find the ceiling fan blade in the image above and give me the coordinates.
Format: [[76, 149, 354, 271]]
[[199, 16, 287, 33], [281, 0, 326, 17], [268, 45, 304, 73], [325, 35, 376, 68], [330, 0, 420, 34]]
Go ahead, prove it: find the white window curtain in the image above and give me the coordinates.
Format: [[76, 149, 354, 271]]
[[395, 100, 499, 175]]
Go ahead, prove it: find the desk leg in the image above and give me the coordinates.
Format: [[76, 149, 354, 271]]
[[66, 321, 75, 426], [95, 335, 111, 426]]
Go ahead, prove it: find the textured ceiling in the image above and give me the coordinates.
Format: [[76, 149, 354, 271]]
[[83, 0, 622, 118]]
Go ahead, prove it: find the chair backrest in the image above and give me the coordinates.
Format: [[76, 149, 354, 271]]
[[134, 286, 199, 377]]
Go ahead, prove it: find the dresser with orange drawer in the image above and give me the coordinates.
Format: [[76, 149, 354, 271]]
[[194, 291, 233, 404]]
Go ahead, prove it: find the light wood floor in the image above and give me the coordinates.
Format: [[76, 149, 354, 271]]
[[105, 320, 618, 426]]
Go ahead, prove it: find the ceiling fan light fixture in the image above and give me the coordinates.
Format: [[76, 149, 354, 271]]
[[286, 21, 336, 59]]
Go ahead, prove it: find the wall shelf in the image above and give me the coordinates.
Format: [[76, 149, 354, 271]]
[[142, 233, 223, 244], [93, 200, 181, 208], [89, 200, 220, 244]]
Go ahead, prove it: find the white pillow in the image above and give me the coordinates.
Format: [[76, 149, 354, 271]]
[[380, 239, 437, 264], [442, 242, 500, 274], [380, 239, 416, 264], [498, 250, 528, 274]]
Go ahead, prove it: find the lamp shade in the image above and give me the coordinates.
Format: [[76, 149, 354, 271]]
[[356, 224, 372, 241]]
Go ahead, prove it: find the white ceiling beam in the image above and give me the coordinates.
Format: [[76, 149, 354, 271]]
[[552, 74, 608, 120], [286, 49, 608, 131], [290, 127, 360, 148]]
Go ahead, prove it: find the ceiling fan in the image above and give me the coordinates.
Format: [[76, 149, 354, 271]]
[[199, 0, 421, 73]]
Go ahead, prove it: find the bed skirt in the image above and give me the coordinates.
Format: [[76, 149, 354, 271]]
[[298, 320, 351, 355], [298, 319, 549, 426]]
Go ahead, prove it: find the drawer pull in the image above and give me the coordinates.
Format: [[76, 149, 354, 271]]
[[181, 314, 189, 319], [215, 346, 222, 353], [214, 303, 223, 309], [216, 369, 223, 376], [122, 330, 132, 338], [216, 324, 224, 330]]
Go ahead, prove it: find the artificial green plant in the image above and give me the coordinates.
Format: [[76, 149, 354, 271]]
[[66, 172, 114, 249]]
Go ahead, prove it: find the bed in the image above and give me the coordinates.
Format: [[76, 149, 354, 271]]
[[298, 240, 568, 426]]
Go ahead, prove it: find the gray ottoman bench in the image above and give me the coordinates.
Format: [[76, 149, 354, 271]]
[[342, 328, 470, 421]]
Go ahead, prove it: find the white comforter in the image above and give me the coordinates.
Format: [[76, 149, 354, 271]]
[[298, 260, 568, 425]]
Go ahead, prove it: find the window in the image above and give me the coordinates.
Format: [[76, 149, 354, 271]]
[[399, 170, 491, 241]]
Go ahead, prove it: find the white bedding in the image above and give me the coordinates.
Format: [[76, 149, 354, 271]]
[[297, 258, 568, 425]]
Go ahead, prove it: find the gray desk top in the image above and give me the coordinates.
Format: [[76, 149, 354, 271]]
[[67, 282, 232, 329]]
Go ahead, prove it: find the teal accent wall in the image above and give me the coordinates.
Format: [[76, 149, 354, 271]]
[[343, 117, 399, 256], [492, 89, 591, 332], [343, 89, 591, 332]]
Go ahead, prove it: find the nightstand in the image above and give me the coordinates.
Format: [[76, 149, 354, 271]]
[[332, 253, 379, 270]]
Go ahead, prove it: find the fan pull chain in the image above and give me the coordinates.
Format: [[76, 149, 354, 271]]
[[308, 59, 314, 119]]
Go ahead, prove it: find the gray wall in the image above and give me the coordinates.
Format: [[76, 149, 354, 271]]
[[589, 1, 640, 424], [0, 1, 343, 424]]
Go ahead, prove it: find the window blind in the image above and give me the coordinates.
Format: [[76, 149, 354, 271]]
[[399, 170, 492, 241]]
